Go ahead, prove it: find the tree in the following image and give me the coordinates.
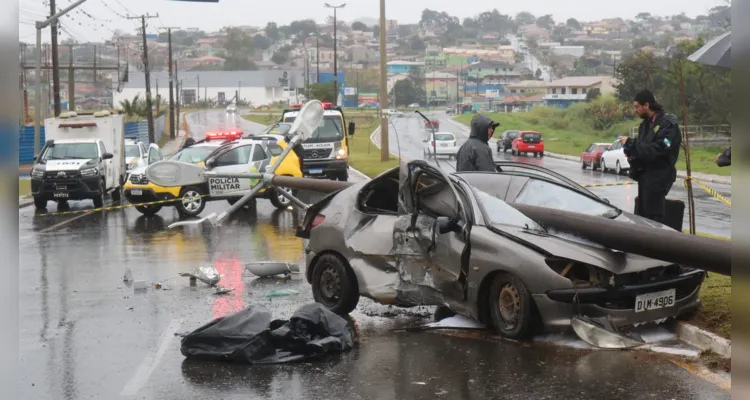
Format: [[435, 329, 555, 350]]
[[390, 79, 421, 108], [309, 83, 336, 103], [515, 11, 536, 25], [222, 27, 255, 70], [253, 35, 271, 51], [372, 25, 380, 34], [410, 37, 426, 51], [271, 51, 289, 65], [536, 15, 554, 29], [586, 88, 601, 102], [566, 18, 581, 30], [265, 22, 281, 42], [351, 21, 367, 31]]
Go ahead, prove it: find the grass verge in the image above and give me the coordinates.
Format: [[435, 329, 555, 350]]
[[242, 113, 398, 178], [19, 179, 31, 198], [454, 110, 729, 176], [683, 231, 731, 339]]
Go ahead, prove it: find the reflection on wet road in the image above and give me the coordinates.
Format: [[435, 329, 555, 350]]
[[17, 110, 729, 399], [377, 112, 731, 238]]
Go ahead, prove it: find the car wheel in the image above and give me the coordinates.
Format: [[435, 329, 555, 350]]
[[135, 204, 163, 215], [511, 149, 516, 155], [311, 253, 360, 315], [176, 186, 206, 217], [601, 159, 608, 172], [111, 186, 122, 202], [270, 185, 296, 209], [488, 272, 538, 339], [33, 196, 47, 210], [337, 170, 349, 182], [593, 162, 599, 171], [539, 152, 544, 157], [581, 160, 587, 169], [228, 197, 256, 208], [615, 161, 622, 175]]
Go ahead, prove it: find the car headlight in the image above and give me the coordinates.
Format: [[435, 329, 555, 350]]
[[81, 167, 98, 177], [336, 148, 347, 160], [31, 169, 44, 179]]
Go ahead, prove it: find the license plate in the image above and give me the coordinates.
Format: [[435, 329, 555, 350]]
[[635, 289, 676, 313], [440, 143, 449, 147], [528, 145, 536, 149], [131, 189, 143, 196], [309, 169, 323, 174], [56, 185, 67, 190], [53, 192, 68, 198]]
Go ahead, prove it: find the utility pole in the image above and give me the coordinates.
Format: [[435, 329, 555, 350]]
[[93, 45, 97, 84], [325, 3, 346, 105], [50, 0, 62, 117], [377, 0, 388, 161], [35, 0, 90, 155], [197, 74, 200, 103], [167, 28, 176, 139], [175, 69, 181, 133], [127, 14, 159, 143], [68, 44, 74, 111], [316, 35, 320, 83]]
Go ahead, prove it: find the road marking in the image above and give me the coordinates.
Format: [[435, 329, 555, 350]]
[[36, 201, 122, 234], [120, 318, 182, 397]]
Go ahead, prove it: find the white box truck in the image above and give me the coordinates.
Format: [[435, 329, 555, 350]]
[[30, 110, 127, 209]]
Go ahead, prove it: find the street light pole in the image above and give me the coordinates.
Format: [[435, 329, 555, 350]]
[[377, 0, 388, 161], [34, 0, 90, 156], [316, 35, 320, 83], [325, 3, 346, 105]]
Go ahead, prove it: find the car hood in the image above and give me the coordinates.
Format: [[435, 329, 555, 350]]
[[44, 159, 96, 171], [129, 165, 147, 175], [501, 225, 672, 274]]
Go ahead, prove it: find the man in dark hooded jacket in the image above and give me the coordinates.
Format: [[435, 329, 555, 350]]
[[620, 90, 682, 223], [455, 114, 499, 172]]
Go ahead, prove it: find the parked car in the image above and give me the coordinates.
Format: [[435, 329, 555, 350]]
[[601, 139, 631, 175], [297, 160, 704, 340], [511, 131, 544, 157], [424, 120, 440, 130], [423, 132, 458, 160], [580, 142, 612, 170], [496, 130, 520, 153], [408, 103, 420, 109], [383, 109, 404, 118]]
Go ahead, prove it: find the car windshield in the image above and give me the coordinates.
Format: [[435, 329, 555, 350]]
[[43, 143, 98, 160], [125, 144, 140, 158], [597, 145, 611, 152], [262, 123, 292, 135], [170, 146, 216, 164], [515, 179, 621, 218], [506, 131, 519, 138], [522, 133, 541, 140], [473, 187, 546, 232], [434, 133, 454, 141], [284, 115, 343, 142]]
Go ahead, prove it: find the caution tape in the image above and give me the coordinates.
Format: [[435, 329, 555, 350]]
[[583, 181, 638, 188], [684, 177, 731, 207], [33, 194, 216, 217]]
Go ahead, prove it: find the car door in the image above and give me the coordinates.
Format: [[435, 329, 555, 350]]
[[393, 161, 471, 301], [146, 143, 163, 165], [582, 144, 594, 165], [207, 144, 256, 198], [98, 141, 113, 188]]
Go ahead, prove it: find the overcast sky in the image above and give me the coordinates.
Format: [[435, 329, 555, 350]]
[[19, 0, 727, 43]]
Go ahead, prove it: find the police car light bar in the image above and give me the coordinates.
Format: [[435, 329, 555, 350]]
[[291, 102, 333, 110]]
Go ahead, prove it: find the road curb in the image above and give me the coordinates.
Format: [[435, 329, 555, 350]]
[[19, 199, 33, 209], [677, 321, 731, 358], [448, 117, 732, 186], [369, 126, 410, 161]]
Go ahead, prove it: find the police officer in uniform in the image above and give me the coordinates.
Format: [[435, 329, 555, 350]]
[[619, 90, 682, 224]]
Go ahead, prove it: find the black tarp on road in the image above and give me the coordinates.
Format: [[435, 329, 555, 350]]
[[180, 303, 355, 364]]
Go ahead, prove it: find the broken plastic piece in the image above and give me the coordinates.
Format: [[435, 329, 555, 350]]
[[179, 266, 221, 286], [133, 280, 148, 291], [571, 315, 645, 349], [266, 288, 300, 297], [154, 282, 162, 289], [214, 287, 235, 295], [123, 268, 133, 282], [245, 262, 300, 277]]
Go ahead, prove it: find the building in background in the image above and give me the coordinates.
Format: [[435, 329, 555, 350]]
[[543, 76, 618, 108], [386, 60, 424, 74], [114, 69, 306, 107]]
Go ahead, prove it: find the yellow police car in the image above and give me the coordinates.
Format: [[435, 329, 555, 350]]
[[123, 135, 303, 217]]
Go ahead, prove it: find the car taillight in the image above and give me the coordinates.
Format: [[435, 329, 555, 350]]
[[453, 140, 456, 146], [311, 215, 325, 229], [431, 141, 435, 147]]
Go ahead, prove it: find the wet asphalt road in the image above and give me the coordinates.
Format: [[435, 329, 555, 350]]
[[376, 113, 731, 238], [17, 110, 729, 399]]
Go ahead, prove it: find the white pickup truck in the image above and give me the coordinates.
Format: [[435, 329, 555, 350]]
[[30, 111, 127, 209]]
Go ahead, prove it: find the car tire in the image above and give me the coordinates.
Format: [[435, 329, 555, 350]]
[[337, 170, 349, 182], [176, 186, 206, 217], [33, 196, 47, 210], [601, 159, 608, 172], [593, 162, 599, 171], [581, 160, 587, 169], [539, 152, 544, 157], [227, 197, 256, 208], [488, 272, 538, 340], [311, 253, 360, 315], [511, 149, 516, 155], [615, 161, 622, 175], [111, 186, 122, 202], [135, 204, 162, 215], [270, 185, 296, 210]]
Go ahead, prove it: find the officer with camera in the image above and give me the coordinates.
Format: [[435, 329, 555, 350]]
[[619, 90, 682, 224]]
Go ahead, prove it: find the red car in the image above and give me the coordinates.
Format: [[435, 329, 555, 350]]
[[205, 130, 243, 141], [424, 120, 440, 130], [580, 142, 612, 170], [511, 131, 544, 157]]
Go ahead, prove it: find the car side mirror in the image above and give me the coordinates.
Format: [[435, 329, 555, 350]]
[[33, 154, 38, 162], [436, 216, 459, 234], [206, 158, 217, 169], [348, 121, 355, 136], [102, 153, 114, 160]]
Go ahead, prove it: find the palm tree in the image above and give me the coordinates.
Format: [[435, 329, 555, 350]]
[[118, 94, 141, 117]]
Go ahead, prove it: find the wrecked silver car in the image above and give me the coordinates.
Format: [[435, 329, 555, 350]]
[[296, 160, 706, 340]]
